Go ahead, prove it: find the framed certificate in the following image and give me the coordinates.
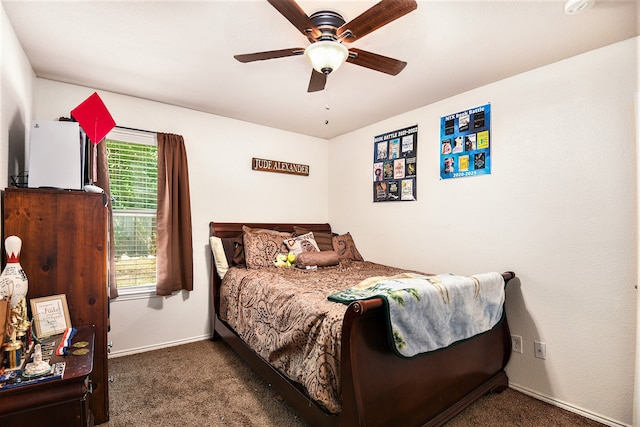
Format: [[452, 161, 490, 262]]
[[30, 294, 72, 337]]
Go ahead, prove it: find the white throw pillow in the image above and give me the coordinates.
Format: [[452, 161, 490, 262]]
[[284, 232, 320, 255], [209, 236, 229, 279]]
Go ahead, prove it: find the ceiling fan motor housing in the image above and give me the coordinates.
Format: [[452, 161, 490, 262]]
[[308, 10, 345, 41]]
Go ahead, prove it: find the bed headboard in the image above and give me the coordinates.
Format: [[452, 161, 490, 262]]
[[209, 222, 332, 239], [208, 222, 332, 336]]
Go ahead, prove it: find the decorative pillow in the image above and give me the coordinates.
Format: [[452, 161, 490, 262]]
[[295, 250, 339, 268], [284, 232, 320, 255], [332, 232, 364, 261], [242, 226, 291, 269], [293, 226, 334, 251], [228, 235, 245, 266], [209, 236, 229, 279]]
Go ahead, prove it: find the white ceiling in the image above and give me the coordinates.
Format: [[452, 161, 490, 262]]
[[3, 0, 638, 139]]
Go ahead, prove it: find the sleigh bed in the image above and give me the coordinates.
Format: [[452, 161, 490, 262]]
[[209, 222, 515, 427]]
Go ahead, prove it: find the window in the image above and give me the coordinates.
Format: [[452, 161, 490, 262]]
[[105, 128, 158, 294]]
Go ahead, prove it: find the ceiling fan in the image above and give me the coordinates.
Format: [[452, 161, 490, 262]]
[[234, 0, 418, 92]]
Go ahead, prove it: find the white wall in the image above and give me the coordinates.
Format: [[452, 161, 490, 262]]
[[328, 38, 638, 426], [0, 4, 34, 191], [33, 79, 329, 356]]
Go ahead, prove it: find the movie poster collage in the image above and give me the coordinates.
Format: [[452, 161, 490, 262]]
[[373, 125, 417, 202], [440, 103, 491, 179]]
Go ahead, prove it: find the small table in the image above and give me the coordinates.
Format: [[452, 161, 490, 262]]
[[0, 325, 95, 427]]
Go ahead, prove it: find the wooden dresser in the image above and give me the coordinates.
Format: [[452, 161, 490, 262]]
[[2, 188, 110, 424]]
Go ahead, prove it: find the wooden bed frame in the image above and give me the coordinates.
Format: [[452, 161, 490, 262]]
[[209, 222, 516, 427]]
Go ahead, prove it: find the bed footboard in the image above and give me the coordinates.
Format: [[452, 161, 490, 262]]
[[338, 271, 515, 427]]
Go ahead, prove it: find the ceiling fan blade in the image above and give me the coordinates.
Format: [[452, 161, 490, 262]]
[[234, 48, 304, 63], [267, 0, 321, 40], [346, 48, 407, 76], [307, 70, 327, 92], [338, 0, 417, 42]]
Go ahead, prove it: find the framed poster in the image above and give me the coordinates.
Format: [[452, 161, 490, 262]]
[[30, 294, 72, 337], [373, 125, 418, 202], [440, 104, 491, 179]]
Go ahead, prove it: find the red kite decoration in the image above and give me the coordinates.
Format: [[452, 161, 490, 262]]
[[71, 92, 116, 182], [71, 92, 116, 144]]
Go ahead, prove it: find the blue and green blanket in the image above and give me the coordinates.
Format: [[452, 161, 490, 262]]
[[328, 272, 505, 358]]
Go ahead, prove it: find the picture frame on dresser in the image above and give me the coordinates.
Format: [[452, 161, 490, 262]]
[[30, 294, 72, 338]]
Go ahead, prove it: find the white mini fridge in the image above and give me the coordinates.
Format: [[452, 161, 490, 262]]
[[28, 120, 86, 190]]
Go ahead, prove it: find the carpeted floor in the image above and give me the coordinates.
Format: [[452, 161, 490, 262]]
[[98, 339, 605, 426]]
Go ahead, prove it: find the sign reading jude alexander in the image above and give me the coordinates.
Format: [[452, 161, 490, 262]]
[[252, 157, 310, 176]]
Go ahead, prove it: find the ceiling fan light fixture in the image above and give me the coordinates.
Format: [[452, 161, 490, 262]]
[[304, 41, 349, 75]]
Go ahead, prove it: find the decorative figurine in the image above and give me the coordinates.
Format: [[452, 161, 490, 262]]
[[0, 236, 28, 346], [24, 343, 52, 376]]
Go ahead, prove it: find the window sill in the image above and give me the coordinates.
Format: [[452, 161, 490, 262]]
[[114, 284, 157, 301]]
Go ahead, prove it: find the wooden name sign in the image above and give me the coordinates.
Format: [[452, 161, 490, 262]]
[[252, 157, 309, 176]]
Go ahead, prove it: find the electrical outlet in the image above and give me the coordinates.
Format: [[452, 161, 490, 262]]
[[534, 341, 546, 359], [511, 335, 523, 353]]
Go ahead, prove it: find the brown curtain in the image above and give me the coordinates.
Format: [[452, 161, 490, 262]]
[[156, 133, 193, 296], [96, 142, 118, 299]]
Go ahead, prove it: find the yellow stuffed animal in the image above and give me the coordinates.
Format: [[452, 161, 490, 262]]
[[274, 252, 296, 267]]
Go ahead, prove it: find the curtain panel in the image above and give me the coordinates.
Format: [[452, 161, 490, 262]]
[[97, 142, 118, 299], [156, 133, 194, 296]]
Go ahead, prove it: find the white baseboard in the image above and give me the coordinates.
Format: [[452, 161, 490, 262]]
[[509, 384, 629, 427], [107, 334, 211, 358]]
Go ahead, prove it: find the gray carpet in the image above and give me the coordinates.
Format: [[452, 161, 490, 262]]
[[98, 339, 605, 426]]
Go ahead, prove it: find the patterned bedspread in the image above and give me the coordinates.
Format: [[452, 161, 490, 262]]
[[218, 260, 411, 414]]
